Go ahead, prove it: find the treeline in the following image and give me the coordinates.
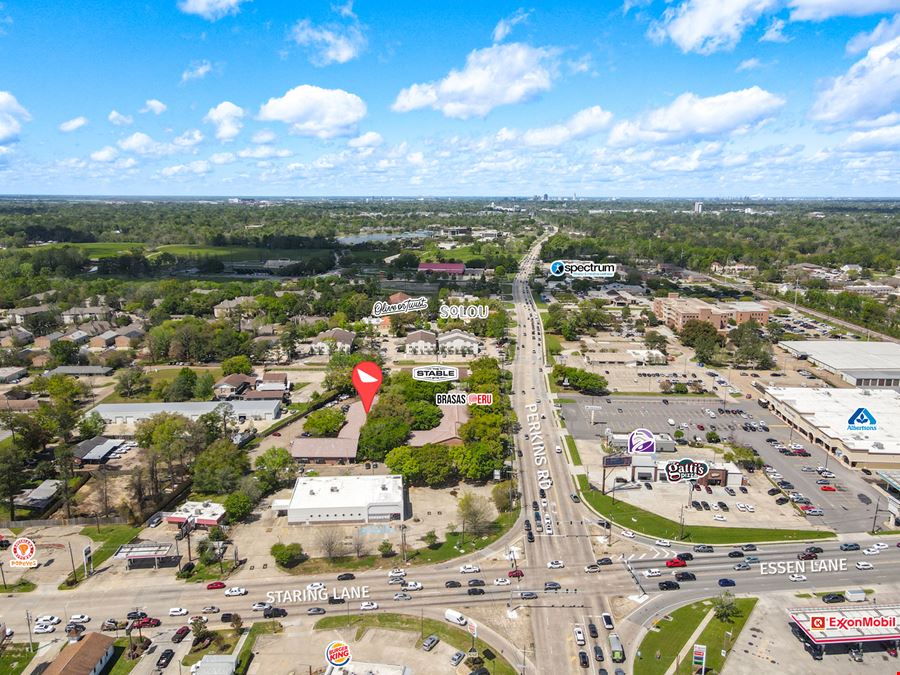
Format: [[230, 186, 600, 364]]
[[777, 288, 899, 339]]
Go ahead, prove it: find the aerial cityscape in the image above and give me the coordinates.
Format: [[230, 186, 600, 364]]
[[1, 2, 900, 675]]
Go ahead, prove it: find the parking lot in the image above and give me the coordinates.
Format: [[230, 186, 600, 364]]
[[562, 395, 880, 533]]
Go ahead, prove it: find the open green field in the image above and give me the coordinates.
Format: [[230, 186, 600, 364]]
[[0, 644, 36, 675], [152, 244, 333, 261], [577, 475, 834, 544], [635, 600, 713, 675], [314, 613, 516, 675], [182, 629, 240, 667], [60, 525, 140, 589], [33, 242, 146, 258], [99, 366, 223, 404], [674, 598, 758, 674]]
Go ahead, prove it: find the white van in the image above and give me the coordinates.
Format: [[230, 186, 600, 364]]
[[574, 625, 586, 646], [444, 609, 467, 626], [845, 589, 867, 602]]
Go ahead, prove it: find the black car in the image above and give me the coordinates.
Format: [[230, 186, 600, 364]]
[[467, 588, 485, 596], [644, 482, 653, 490], [337, 573, 355, 581], [596, 557, 613, 566], [701, 501, 711, 510], [0, 539, 10, 549], [327, 597, 346, 605], [725, 487, 736, 496], [775, 497, 790, 505], [594, 645, 605, 662], [693, 544, 714, 553], [221, 613, 233, 622], [526, 531, 535, 543], [445, 580, 462, 588], [658, 580, 680, 591], [571, 493, 581, 503], [728, 551, 744, 558], [767, 488, 781, 496], [822, 593, 845, 604], [126, 611, 147, 621], [675, 572, 696, 582], [718, 501, 729, 511], [588, 623, 598, 638], [524, 520, 532, 531], [264, 607, 287, 618], [805, 546, 824, 554], [539, 488, 546, 499], [798, 552, 817, 560], [468, 579, 485, 587], [578, 651, 590, 668], [156, 649, 175, 669], [676, 552, 694, 561], [531, 500, 539, 510]]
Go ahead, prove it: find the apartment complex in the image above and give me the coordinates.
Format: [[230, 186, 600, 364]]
[[652, 293, 769, 331]]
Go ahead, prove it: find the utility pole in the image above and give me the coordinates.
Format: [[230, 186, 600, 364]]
[[400, 525, 407, 563], [67, 541, 77, 581], [0, 561, 6, 590], [871, 496, 882, 534], [25, 610, 33, 652]]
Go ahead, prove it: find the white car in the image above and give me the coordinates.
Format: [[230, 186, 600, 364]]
[[202, 606, 219, 614], [34, 624, 55, 634], [789, 574, 807, 582], [745, 505, 755, 513], [856, 561, 874, 570], [35, 615, 60, 625], [360, 601, 378, 611], [873, 542, 889, 550], [388, 568, 406, 578], [863, 547, 880, 555], [643, 569, 662, 578], [764, 467, 776, 474], [307, 582, 326, 591], [169, 608, 188, 616], [494, 578, 511, 586], [655, 539, 671, 547], [621, 530, 635, 539], [667, 418, 675, 426], [69, 614, 90, 624], [735, 503, 747, 512], [224, 587, 247, 597], [770, 473, 782, 480], [547, 560, 565, 569], [711, 503, 719, 511], [714, 515, 727, 522], [402, 581, 423, 591], [393, 592, 412, 601], [250, 602, 271, 611], [459, 564, 481, 574]]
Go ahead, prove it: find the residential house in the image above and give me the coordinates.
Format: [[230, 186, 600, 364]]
[[33, 330, 64, 349], [242, 389, 285, 401], [213, 296, 256, 319], [114, 324, 145, 349], [311, 328, 355, 355], [61, 306, 111, 325], [213, 374, 255, 400], [257, 372, 288, 392], [76, 320, 114, 337], [438, 329, 481, 355], [88, 330, 118, 349], [7, 304, 51, 325], [61, 330, 90, 346], [42, 632, 115, 675], [388, 291, 411, 304], [0, 327, 34, 348], [405, 329, 437, 355]]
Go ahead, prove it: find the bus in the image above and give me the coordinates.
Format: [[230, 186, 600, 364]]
[[758, 397, 769, 409], [609, 633, 625, 663]]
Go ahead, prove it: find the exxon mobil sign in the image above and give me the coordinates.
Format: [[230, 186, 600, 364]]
[[664, 458, 710, 482], [412, 365, 459, 383]]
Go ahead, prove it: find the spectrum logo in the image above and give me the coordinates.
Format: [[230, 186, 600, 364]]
[[549, 260, 617, 278], [848, 407, 877, 431]]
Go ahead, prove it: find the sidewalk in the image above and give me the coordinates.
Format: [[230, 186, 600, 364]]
[[663, 608, 715, 675]]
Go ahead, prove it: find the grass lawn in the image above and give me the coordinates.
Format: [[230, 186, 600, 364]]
[[674, 598, 758, 674], [314, 613, 517, 675], [531, 290, 547, 309], [33, 242, 146, 259], [235, 621, 282, 674], [564, 436, 582, 466], [577, 475, 834, 544], [180, 559, 236, 583], [181, 629, 240, 667], [635, 600, 712, 675], [0, 643, 36, 675], [1, 579, 36, 593], [60, 525, 140, 589], [544, 334, 562, 362], [151, 245, 333, 262], [101, 639, 141, 675], [99, 367, 223, 404]]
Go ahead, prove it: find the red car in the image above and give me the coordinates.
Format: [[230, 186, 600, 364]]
[[798, 504, 816, 511], [508, 569, 525, 578], [272, 432, 281, 437], [172, 626, 190, 643], [207, 581, 226, 590], [697, 424, 705, 430], [134, 617, 160, 628], [820, 485, 836, 492], [665, 558, 687, 568]]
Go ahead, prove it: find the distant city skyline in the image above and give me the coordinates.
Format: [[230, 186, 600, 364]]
[[1, 1, 900, 196]]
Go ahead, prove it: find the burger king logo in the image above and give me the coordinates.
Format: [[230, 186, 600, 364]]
[[9, 536, 38, 568], [325, 640, 352, 667]]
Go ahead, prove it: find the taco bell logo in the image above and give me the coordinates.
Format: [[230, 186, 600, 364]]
[[848, 407, 877, 431], [627, 428, 656, 454]]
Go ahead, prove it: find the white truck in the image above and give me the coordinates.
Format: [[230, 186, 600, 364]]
[[845, 588, 867, 602]]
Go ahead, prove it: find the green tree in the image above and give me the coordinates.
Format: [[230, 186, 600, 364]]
[[167, 367, 197, 402], [222, 355, 253, 376], [224, 491, 253, 522], [230, 613, 243, 631], [406, 400, 443, 430], [421, 530, 439, 548], [713, 591, 740, 622], [0, 444, 25, 521], [115, 367, 151, 398], [322, 351, 382, 394], [194, 371, 215, 400], [452, 441, 503, 482], [358, 417, 410, 461], [193, 439, 250, 494], [78, 411, 106, 439], [303, 408, 346, 436], [491, 480, 515, 512], [643, 330, 667, 353], [378, 540, 395, 557], [706, 431, 721, 443], [385, 444, 454, 487], [271, 542, 306, 568], [457, 491, 493, 540], [49, 340, 81, 367], [254, 446, 294, 493]]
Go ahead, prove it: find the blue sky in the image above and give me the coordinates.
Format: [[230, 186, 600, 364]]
[[1, 0, 900, 196]]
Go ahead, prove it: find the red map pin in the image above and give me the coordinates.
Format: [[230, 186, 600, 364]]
[[352, 361, 383, 414]]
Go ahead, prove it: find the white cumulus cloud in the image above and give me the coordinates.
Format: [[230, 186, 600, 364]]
[[182, 60, 213, 83], [393, 43, 558, 119], [847, 14, 900, 54], [520, 106, 614, 147], [204, 101, 245, 140], [59, 116, 88, 132], [177, 0, 249, 21], [1, 93, 32, 145], [788, 0, 900, 21], [108, 110, 133, 126], [174, 129, 204, 147], [348, 131, 383, 147], [760, 17, 789, 42], [290, 19, 366, 66], [648, 0, 778, 54], [90, 146, 118, 162], [160, 159, 211, 176], [493, 8, 531, 43], [210, 152, 236, 164], [236, 145, 291, 158], [609, 86, 785, 146], [141, 99, 167, 115], [117, 132, 177, 156], [737, 57, 763, 71], [811, 35, 900, 126], [840, 124, 900, 150], [251, 129, 276, 144], [258, 85, 366, 138]]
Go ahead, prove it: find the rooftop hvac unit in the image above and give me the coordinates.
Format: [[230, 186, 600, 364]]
[[381, 484, 388, 490], [330, 486, 339, 492]]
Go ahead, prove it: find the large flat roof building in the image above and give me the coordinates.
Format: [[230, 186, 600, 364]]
[[273, 474, 404, 524], [91, 400, 280, 425], [652, 294, 770, 332], [778, 340, 900, 389], [765, 386, 900, 468]]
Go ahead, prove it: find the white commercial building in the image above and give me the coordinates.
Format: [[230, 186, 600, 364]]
[[766, 386, 900, 468], [91, 400, 280, 426], [273, 475, 404, 524], [778, 340, 900, 390]]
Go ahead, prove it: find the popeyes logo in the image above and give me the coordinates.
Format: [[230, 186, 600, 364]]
[[9, 537, 38, 568], [325, 640, 352, 667]]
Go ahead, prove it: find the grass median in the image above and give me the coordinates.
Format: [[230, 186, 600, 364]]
[[0, 643, 37, 675], [674, 598, 758, 674], [235, 621, 282, 674], [314, 613, 517, 675], [635, 600, 712, 675], [564, 436, 582, 465], [577, 475, 834, 544]]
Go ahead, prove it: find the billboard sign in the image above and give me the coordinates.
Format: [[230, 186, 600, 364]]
[[602, 455, 632, 468]]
